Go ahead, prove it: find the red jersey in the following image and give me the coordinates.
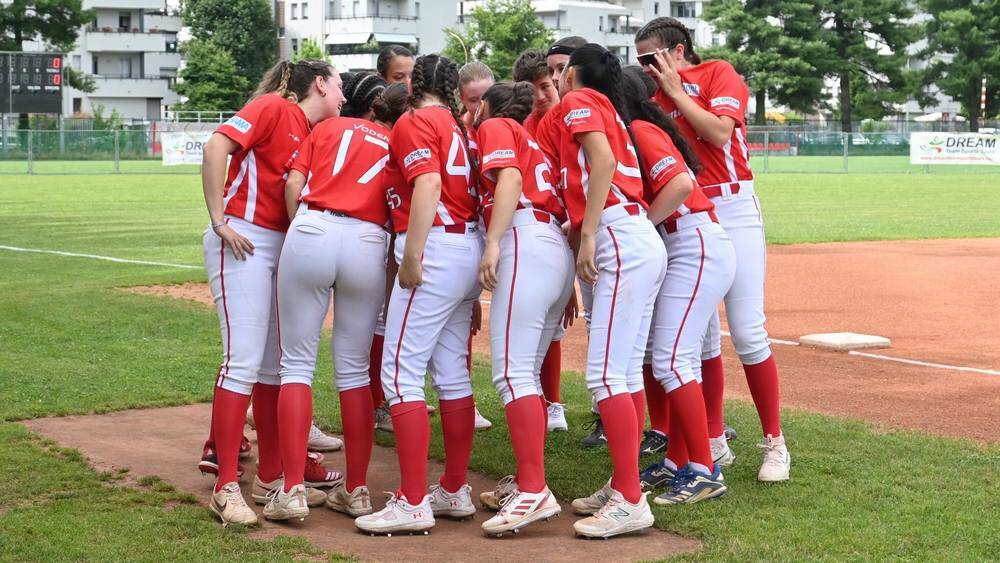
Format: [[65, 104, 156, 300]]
[[216, 94, 310, 232], [383, 158, 409, 233], [631, 120, 714, 222], [523, 110, 542, 136], [389, 106, 477, 233], [557, 88, 645, 230], [475, 117, 566, 229], [289, 117, 390, 226], [652, 60, 752, 187], [534, 103, 562, 180]]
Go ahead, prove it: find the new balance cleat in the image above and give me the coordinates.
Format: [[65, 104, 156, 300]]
[[210, 482, 258, 527], [573, 489, 655, 539], [570, 479, 613, 515], [711, 434, 736, 467], [638, 430, 668, 457], [355, 492, 434, 535], [474, 406, 493, 431], [326, 483, 373, 516], [480, 474, 517, 511], [262, 483, 310, 521], [429, 483, 476, 519], [547, 402, 568, 432], [482, 487, 561, 536], [757, 434, 791, 482], [308, 422, 344, 452], [580, 417, 607, 449], [304, 455, 344, 488], [654, 466, 726, 505], [251, 475, 325, 507]]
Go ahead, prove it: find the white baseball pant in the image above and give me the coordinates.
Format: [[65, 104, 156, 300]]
[[381, 225, 483, 405], [489, 210, 575, 405], [587, 205, 667, 402], [203, 216, 284, 396], [275, 210, 388, 390]]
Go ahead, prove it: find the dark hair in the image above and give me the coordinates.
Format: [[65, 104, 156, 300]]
[[254, 59, 335, 102], [480, 82, 534, 124], [371, 82, 409, 126], [622, 66, 699, 172], [513, 49, 550, 82], [376, 45, 414, 79], [409, 54, 476, 175], [546, 35, 588, 57], [635, 17, 702, 65], [341, 71, 388, 118]]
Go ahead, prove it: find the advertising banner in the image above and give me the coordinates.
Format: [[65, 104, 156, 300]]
[[910, 132, 1000, 165], [162, 131, 212, 166]]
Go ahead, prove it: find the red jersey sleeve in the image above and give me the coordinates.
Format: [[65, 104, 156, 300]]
[[561, 90, 610, 137], [704, 61, 748, 127], [633, 121, 689, 195], [216, 94, 284, 150], [477, 119, 519, 181], [392, 111, 442, 183], [289, 128, 315, 176], [523, 110, 542, 136]]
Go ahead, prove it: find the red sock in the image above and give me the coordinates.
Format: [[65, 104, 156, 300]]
[[597, 394, 641, 504], [369, 334, 385, 406], [439, 395, 476, 493], [668, 382, 713, 472], [277, 383, 312, 491], [701, 355, 726, 437], [665, 398, 689, 469], [630, 390, 647, 445], [643, 364, 669, 435], [743, 354, 782, 437], [391, 401, 430, 504], [339, 387, 375, 491], [540, 341, 561, 403], [251, 383, 282, 482], [504, 395, 546, 493], [211, 386, 250, 491]]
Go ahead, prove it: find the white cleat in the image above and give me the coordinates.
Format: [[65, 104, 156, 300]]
[[210, 482, 259, 527], [251, 475, 325, 507], [482, 487, 561, 536], [429, 483, 477, 519], [474, 406, 493, 431], [570, 478, 613, 515], [547, 402, 568, 432], [326, 483, 373, 517], [262, 483, 310, 521], [374, 403, 394, 432], [308, 422, 344, 452], [573, 489, 655, 539], [710, 434, 736, 467], [355, 492, 435, 535], [480, 474, 517, 511], [757, 434, 791, 482]]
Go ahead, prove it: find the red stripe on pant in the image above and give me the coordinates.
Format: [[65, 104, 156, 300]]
[[502, 227, 519, 396], [392, 288, 418, 399], [217, 241, 231, 387], [601, 226, 623, 397], [669, 228, 706, 386]]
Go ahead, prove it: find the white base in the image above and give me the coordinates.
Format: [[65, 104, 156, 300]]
[[799, 332, 891, 351]]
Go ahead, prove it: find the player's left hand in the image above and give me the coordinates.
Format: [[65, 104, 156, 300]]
[[563, 290, 579, 329], [649, 49, 684, 99], [399, 256, 423, 289], [478, 241, 500, 291], [471, 300, 482, 335], [577, 233, 598, 285]]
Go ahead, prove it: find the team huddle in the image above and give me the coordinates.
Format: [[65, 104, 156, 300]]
[[198, 17, 791, 539]]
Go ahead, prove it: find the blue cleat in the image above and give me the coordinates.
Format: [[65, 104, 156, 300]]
[[640, 460, 678, 491], [653, 465, 727, 505]]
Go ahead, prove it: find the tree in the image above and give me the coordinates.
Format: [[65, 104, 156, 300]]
[[816, 0, 922, 132], [443, 0, 552, 79], [919, 0, 1000, 130], [292, 37, 326, 62], [183, 0, 277, 96], [0, 0, 95, 93], [702, 0, 833, 125], [173, 39, 250, 112]]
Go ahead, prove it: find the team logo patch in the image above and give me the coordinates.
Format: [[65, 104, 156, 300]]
[[682, 83, 701, 96], [711, 96, 741, 110], [483, 149, 515, 163], [649, 155, 678, 178], [224, 116, 252, 134], [564, 108, 592, 126], [404, 148, 432, 167]]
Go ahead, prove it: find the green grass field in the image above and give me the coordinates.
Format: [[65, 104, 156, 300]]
[[1, 173, 998, 560]]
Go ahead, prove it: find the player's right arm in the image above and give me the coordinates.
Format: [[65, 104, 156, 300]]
[[202, 132, 255, 260]]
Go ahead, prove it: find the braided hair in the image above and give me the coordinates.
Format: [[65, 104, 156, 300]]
[[254, 59, 335, 102], [634, 17, 702, 65], [340, 71, 388, 118], [409, 54, 476, 175], [371, 82, 409, 126], [622, 66, 699, 172], [479, 82, 535, 125]]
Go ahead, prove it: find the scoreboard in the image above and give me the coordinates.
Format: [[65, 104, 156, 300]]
[[0, 52, 64, 114]]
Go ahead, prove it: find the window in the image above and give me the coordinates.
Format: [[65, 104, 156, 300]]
[[73, 98, 82, 114], [328, 1, 336, 16], [119, 12, 132, 31], [301, 2, 309, 18], [72, 55, 82, 70], [92, 57, 99, 74], [654, 2, 659, 15], [671, 2, 697, 18], [598, 16, 604, 32], [292, 38, 299, 53], [291, 3, 298, 19], [165, 40, 178, 53]]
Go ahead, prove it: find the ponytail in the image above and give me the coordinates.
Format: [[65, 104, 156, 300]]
[[254, 59, 335, 102], [622, 66, 700, 172], [635, 17, 702, 65]]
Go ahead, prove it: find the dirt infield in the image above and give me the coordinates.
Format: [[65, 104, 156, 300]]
[[128, 238, 1000, 443], [23, 404, 699, 562]]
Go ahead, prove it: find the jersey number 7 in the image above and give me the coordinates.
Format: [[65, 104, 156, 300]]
[[331, 129, 390, 184]]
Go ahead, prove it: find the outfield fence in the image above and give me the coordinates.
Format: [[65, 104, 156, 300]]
[[0, 129, 997, 175]]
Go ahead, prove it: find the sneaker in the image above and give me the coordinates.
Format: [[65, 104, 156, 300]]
[[638, 430, 668, 457], [474, 407, 493, 431], [355, 492, 435, 535], [654, 466, 726, 505], [262, 483, 310, 521], [724, 424, 737, 442], [757, 434, 791, 482], [710, 434, 736, 467], [570, 478, 613, 515], [198, 442, 243, 478], [374, 403, 394, 432], [239, 436, 252, 459], [304, 455, 344, 488], [428, 483, 476, 519], [482, 487, 561, 536], [547, 402, 568, 432], [580, 416, 607, 449], [326, 483, 373, 516], [210, 482, 258, 527], [639, 460, 679, 491], [251, 476, 325, 507], [573, 489, 655, 538], [480, 474, 517, 511], [308, 422, 344, 452]]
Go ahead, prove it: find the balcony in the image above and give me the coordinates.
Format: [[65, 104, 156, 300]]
[[92, 75, 174, 98], [143, 14, 181, 33], [324, 16, 418, 38], [328, 53, 380, 72], [82, 0, 165, 10], [85, 29, 169, 52]]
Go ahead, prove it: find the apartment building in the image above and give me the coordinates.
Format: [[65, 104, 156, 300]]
[[278, 0, 457, 71]]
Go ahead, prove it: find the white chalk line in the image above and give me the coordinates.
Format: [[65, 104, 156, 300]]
[[0, 245, 201, 270]]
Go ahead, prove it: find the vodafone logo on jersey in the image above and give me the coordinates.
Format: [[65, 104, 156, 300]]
[[649, 155, 678, 179], [483, 149, 515, 163], [564, 108, 592, 126], [404, 148, 432, 167], [224, 116, 253, 134], [710, 96, 741, 110]]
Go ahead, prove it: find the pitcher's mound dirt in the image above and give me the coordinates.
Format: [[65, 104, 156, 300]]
[[23, 404, 699, 562]]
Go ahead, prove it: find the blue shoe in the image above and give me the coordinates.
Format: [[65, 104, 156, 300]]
[[639, 460, 677, 491], [653, 465, 727, 505]]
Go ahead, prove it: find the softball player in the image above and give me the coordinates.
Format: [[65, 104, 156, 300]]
[[636, 17, 791, 482], [473, 82, 574, 535], [200, 59, 344, 527], [557, 44, 666, 539], [376, 44, 415, 85], [458, 62, 495, 132], [354, 54, 482, 535]]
